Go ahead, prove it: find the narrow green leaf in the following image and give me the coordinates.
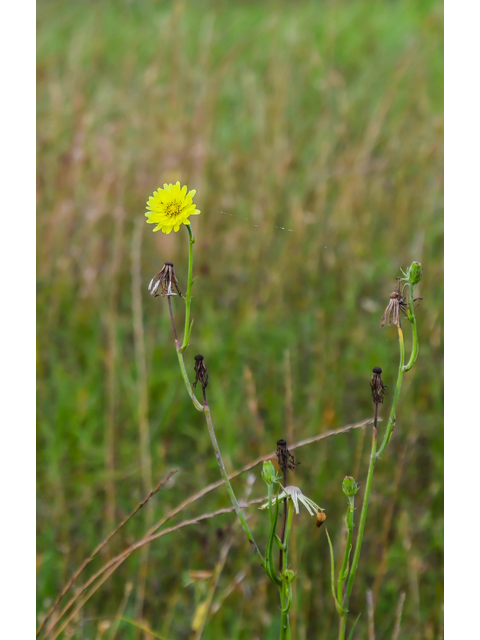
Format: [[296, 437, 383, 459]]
[[347, 612, 362, 640], [325, 529, 344, 615]]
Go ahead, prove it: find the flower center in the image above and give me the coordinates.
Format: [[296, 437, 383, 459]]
[[165, 200, 182, 219]]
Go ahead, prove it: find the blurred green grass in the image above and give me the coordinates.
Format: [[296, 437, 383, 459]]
[[37, 0, 443, 638]]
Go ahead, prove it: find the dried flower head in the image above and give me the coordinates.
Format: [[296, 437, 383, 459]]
[[145, 182, 200, 234], [260, 485, 324, 516], [380, 283, 408, 327], [276, 439, 300, 475], [148, 262, 182, 297], [193, 354, 209, 390], [370, 366, 387, 404]]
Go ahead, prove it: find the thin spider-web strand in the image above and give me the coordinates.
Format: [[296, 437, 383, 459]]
[[219, 211, 292, 232]]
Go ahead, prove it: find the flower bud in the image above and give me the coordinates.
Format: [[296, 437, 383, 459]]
[[283, 569, 297, 584], [261, 461, 277, 486], [316, 511, 326, 528], [403, 262, 423, 285], [342, 476, 359, 497]]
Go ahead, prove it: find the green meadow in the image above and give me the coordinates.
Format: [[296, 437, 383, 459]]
[[37, 0, 443, 638]]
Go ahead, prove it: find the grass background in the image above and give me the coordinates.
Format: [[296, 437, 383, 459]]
[[36, 0, 443, 638]]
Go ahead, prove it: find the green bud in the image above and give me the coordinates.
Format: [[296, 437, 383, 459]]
[[342, 476, 359, 497], [401, 261, 423, 285], [283, 569, 297, 584], [261, 461, 277, 486]]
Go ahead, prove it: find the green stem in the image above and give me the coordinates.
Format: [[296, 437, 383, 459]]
[[279, 582, 292, 640], [403, 284, 418, 372], [282, 500, 295, 572], [279, 499, 294, 640], [203, 404, 266, 570], [181, 224, 195, 352], [339, 423, 377, 640], [266, 488, 282, 586], [279, 463, 288, 571], [376, 325, 404, 459], [337, 498, 354, 606], [174, 225, 265, 569], [175, 346, 204, 412]]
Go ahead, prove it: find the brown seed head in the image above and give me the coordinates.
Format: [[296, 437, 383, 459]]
[[148, 262, 182, 297], [276, 439, 300, 474], [193, 354, 208, 390], [371, 367, 387, 404]]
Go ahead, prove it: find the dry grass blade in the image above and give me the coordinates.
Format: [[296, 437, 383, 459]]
[[43, 498, 266, 639], [143, 417, 374, 541], [37, 469, 178, 638], [131, 217, 154, 627], [367, 589, 375, 640], [391, 592, 406, 640], [48, 558, 126, 640], [42, 420, 372, 638]]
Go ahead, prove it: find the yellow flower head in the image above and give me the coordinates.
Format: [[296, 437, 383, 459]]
[[145, 182, 200, 234]]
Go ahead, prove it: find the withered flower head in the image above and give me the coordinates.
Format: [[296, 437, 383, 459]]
[[259, 485, 323, 516], [276, 439, 300, 475], [380, 283, 407, 327], [148, 262, 182, 297], [193, 354, 209, 390], [370, 366, 387, 404]]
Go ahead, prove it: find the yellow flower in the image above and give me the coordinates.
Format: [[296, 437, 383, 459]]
[[145, 182, 200, 234]]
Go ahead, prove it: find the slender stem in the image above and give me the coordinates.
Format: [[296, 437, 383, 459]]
[[337, 498, 355, 606], [203, 403, 266, 569], [279, 500, 294, 640], [264, 486, 281, 585], [181, 224, 195, 352], [279, 583, 292, 640], [339, 413, 377, 640], [403, 284, 418, 372], [376, 325, 404, 459], [167, 296, 178, 343], [173, 225, 265, 568], [279, 464, 288, 571], [282, 500, 295, 572], [339, 610, 347, 639], [175, 346, 204, 412]]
